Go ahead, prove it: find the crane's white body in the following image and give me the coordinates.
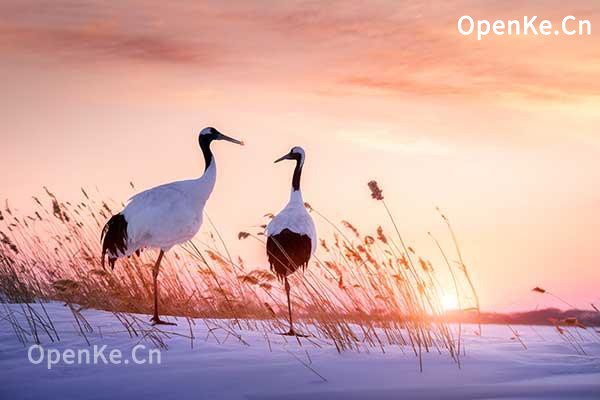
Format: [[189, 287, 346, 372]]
[[121, 161, 216, 255], [266, 190, 317, 254], [102, 127, 243, 270]]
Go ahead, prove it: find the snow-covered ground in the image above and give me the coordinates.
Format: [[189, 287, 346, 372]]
[[1, 303, 599, 399]]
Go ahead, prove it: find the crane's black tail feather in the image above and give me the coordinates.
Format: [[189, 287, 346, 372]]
[[101, 213, 128, 270], [266, 229, 311, 281]]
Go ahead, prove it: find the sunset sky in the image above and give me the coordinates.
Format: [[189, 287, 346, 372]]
[[1, 1, 599, 312]]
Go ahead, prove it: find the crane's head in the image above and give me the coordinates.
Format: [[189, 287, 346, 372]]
[[199, 127, 244, 146], [274, 146, 305, 165]]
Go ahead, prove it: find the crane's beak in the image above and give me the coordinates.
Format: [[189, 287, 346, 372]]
[[274, 152, 293, 163], [218, 133, 244, 146]]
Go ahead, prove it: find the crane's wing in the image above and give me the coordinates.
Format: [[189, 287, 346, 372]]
[[267, 205, 317, 254], [122, 180, 204, 246], [125, 183, 184, 217], [266, 229, 312, 278], [128, 180, 187, 204]]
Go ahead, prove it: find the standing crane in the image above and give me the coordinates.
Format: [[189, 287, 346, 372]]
[[101, 127, 243, 325], [266, 146, 317, 336]]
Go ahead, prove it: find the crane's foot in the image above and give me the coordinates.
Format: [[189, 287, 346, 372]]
[[277, 329, 309, 338], [150, 316, 177, 326]]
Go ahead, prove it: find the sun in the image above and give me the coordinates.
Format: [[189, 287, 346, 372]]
[[441, 294, 459, 312]]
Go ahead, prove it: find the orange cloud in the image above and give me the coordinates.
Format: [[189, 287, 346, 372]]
[[0, 23, 209, 64]]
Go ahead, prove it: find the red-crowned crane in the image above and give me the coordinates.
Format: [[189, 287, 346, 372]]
[[101, 127, 243, 325], [266, 146, 317, 336]]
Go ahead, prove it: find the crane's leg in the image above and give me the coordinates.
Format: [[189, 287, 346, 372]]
[[150, 251, 176, 326], [278, 277, 307, 337], [285, 277, 295, 335]]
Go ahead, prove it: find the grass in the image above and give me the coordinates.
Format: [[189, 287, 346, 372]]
[[2, 181, 483, 368]]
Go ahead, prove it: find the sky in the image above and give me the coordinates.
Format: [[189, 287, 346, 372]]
[[1, 0, 599, 312]]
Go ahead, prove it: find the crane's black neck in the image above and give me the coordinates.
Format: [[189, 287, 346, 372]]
[[199, 134, 215, 173], [291, 155, 303, 192]]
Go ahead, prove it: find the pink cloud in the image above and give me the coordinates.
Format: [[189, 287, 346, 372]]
[[1, 0, 598, 100]]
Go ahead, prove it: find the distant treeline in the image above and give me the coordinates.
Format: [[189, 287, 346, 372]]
[[443, 308, 600, 327]]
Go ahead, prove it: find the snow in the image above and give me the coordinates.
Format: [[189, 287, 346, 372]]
[[1, 303, 599, 399]]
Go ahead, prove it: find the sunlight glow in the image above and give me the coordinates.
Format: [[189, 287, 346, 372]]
[[441, 294, 459, 312]]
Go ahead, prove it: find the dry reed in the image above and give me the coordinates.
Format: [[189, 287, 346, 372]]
[[0, 182, 482, 369]]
